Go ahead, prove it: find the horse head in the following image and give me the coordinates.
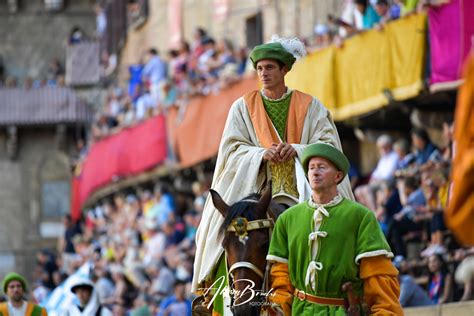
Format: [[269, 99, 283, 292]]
[[210, 182, 283, 316]]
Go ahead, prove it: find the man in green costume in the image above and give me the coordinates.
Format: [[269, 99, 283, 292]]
[[0, 272, 48, 316], [192, 36, 353, 314], [267, 143, 403, 315]]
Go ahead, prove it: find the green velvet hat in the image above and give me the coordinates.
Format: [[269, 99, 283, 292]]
[[302, 143, 349, 183], [2, 272, 27, 293], [249, 42, 297, 70]]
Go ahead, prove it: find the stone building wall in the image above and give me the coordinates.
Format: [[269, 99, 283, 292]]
[[120, 0, 344, 66], [0, 0, 96, 81], [0, 0, 97, 278], [0, 126, 77, 278]]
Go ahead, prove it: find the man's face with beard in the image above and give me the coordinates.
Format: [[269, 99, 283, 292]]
[[6, 280, 24, 303]]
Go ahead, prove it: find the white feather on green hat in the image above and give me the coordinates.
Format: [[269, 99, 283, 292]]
[[249, 35, 306, 70]]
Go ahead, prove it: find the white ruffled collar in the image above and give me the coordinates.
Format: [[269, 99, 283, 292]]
[[308, 193, 343, 209], [260, 88, 293, 102]]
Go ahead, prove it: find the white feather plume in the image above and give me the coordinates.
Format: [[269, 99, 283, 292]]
[[269, 35, 307, 60]]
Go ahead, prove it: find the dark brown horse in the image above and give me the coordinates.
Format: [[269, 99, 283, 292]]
[[210, 183, 285, 316]]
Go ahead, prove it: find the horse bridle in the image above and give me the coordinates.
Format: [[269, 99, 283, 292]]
[[226, 217, 274, 290]]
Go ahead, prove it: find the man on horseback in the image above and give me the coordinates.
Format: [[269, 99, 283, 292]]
[[267, 143, 402, 315], [192, 36, 353, 314]]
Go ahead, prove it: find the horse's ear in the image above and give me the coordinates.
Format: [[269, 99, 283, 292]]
[[210, 189, 230, 217], [256, 182, 272, 215]]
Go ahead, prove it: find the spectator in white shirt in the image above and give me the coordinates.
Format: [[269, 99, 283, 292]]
[[95, 4, 107, 38], [142, 48, 167, 102], [356, 134, 399, 210], [135, 85, 156, 121]]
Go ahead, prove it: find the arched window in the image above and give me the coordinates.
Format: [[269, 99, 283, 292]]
[[38, 153, 71, 219]]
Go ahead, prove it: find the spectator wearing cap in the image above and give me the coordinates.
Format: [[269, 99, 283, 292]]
[[64, 278, 112, 316], [0, 272, 47, 316], [267, 143, 401, 315]]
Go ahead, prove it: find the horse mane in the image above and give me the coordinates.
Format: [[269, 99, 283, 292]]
[[220, 193, 261, 231]]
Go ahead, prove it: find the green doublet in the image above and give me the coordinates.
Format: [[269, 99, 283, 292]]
[[267, 198, 392, 315], [262, 91, 292, 141]]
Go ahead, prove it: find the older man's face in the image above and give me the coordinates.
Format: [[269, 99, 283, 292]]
[[307, 157, 342, 191], [6, 280, 24, 303], [256, 59, 288, 90]]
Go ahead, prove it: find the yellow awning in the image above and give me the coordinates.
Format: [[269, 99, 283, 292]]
[[286, 13, 426, 121]]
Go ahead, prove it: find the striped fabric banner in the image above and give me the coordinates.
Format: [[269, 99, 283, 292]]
[[43, 263, 92, 315]]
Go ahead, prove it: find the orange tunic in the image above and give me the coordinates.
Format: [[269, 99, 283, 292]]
[[0, 302, 48, 316], [446, 53, 474, 246]]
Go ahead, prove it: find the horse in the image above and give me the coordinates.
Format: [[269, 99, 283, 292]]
[[209, 183, 286, 316]]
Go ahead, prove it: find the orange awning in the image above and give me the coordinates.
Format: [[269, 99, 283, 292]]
[[167, 77, 258, 168]]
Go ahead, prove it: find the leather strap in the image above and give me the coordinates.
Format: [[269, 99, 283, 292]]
[[294, 288, 345, 306], [226, 219, 274, 232], [229, 261, 264, 279]]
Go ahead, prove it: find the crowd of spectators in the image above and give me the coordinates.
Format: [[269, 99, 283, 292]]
[[308, 0, 438, 51], [0, 56, 66, 89], [29, 180, 208, 315], [2, 0, 473, 313], [353, 122, 474, 307], [0, 1, 114, 90], [28, 124, 474, 313], [85, 1, 434, 151], [86, 26, 250, 147]]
